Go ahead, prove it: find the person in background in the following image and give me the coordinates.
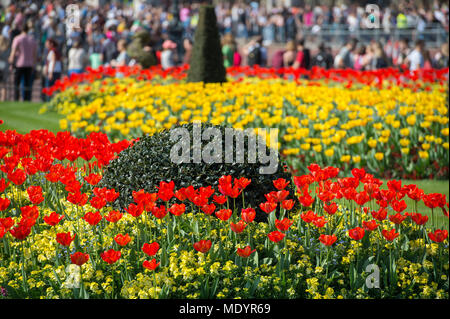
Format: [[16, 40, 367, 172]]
[[405, 39, 424, 71], [393, 38, 411, 68], [222, 33, 236, 68], [111, 39, 129, 68], [100, 30, 117, 66], [43, 38, 62, 99], [311, 43, 333, 69], [244, 35, 266, 67], [0, 34, 10, 101], [182, 37, 193, 65], [293, 39, 311, 69], [282, 40, 296, 68], [67, 39, 87, 76], [433, 42, 448, 68], [352, 44, 367, 71], [8, 23, 37, 101], [160, 39, 177, 70], [370, 41, 390, 69], [334, 38, 358, 69], [422, 50, 433, 69]]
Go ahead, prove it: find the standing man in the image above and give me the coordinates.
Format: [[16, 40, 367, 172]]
[[8, 23, 37, 101]]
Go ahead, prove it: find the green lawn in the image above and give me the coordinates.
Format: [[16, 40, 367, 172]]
[[1, 102, 449, 228], [0, 101, 61, 133]]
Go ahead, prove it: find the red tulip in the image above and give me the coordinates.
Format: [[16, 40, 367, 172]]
[[157, 181, 174, 201], [428, 229, 448, 243], [201, 203, 216, 215], [114, 233, 131, 246], [84, 173, 102, 185], [230, 220, 247, 233], [193, 240, 212, 253], [213, 195, 227, 205], [273, 178, 290, 190], [389, 213, 407, 225], [236, 245, 256, 258], [0, 197, 10, 211], [241, 207, 256, 223], [348, 227, 365, 241], [362, 220, 379, 231], [234, 177, 251, 190], [268, 230, 285, 243], [101, 249, 121, 264], [43, 212, 64, 226], [83, 211, 102, 226], [281, 199, 294, 210], [56, 232, 76, 246], [105, 210, 123, 223], [152, 205, 167, 219], [391, 200, 407, 213], [259, 201, 277, 214], [300, 210, 317, 223], [275, 218, 293, 231], [319, 234, 337, 246], [71, 252, 89, 266], [410, 212, 428, 225], [298, 194, 314, 207], [9, 223, 31, 241], [215, 209, 232, 221], [312, 216, 328, 228], [169, 203, 185, 216], [143, 259, 160, 270], [26, 186, 44, 205], [0, 226, 5, 239], [382, 229, 399, 241], [324, 201, 338, 215], [142, 242, 160, 256]]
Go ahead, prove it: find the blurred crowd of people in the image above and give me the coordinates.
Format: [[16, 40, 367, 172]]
[[0, 0, 448, 102]]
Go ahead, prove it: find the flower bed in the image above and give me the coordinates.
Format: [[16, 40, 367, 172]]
[[0, 129, 448, 299], [42, 67, 449, 179]]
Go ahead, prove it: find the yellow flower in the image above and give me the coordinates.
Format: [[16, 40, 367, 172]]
[[352, 155, 361, 163], [419, 151, 429, 159], [375, 152, 384, 161], [340, 155, 351, 163]]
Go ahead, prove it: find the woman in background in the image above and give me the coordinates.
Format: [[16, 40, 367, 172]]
[[67, 39, 87, 76]]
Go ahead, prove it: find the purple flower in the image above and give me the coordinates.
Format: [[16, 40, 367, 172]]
[[0, 287, 7, 297]]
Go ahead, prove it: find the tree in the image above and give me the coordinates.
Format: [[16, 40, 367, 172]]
[[187, 5, 226, 84]]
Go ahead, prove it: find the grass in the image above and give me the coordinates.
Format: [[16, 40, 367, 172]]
[[0, 102, 448, 228], [0, 101, 61, 133]]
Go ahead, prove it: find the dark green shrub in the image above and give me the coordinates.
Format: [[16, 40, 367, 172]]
[[127, 30, 158, 68], [187, 5, 227, 84], [100, 123, 295, 221]]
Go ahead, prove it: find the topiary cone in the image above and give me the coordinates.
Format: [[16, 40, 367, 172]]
[[187, 5, 227, 84]]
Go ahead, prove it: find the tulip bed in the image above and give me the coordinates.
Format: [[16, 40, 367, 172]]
[[42, 66, 449, 179], [0, 129, 448, 299]]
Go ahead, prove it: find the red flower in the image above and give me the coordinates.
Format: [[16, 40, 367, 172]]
[[371, 207, 388, 221], [56, 232, 76, 246], [84, 173, 102, 185], [423, 193, 446, 209], [230, 220, 247, 233], [275, 218, 293, 231], [391, 200, 407, 213], [71, 252, 89, 266], [410, 212, 428, 225], [382, 229, 399, 241], [236, 245, 256, 258], [143, 259, 160, 270], [319, 234, 337, 246], [213, 195, 227, 205], [83, 211, 102, 226], [0, 217, 14, 230], [389, 213, 407, 225], [152, 205, 167, 219], [273, 178, 290, 190], [169, 203, 185, 216], [142, 242, 160, 256], [234, 177, 251, 190], [90, 196, 107, 210], [354, 191, 370, 206], [324, 202, 338, 215], [241, 207, 256, 223], [101, 249, 121, 264], [114, 233, 131, 246], [300, 210, 317, 223], [351, 168, 366, 180], [312, 216, 328, 228], [201, 203, 216, 215], [215, 209, 232, 221], [298, 194, 314, 207], [362, 220, 379, 231], [9, 223, 31, 241], [281, 199, 294, 210], [0, 226, 5, 239], [26, 186, 44, 205], [67, 191, 88, 206], [21, 205, 39, 220], [157, 181, 175, 201], [193, 239, 212, 253], [105, 210, 123, 223], [0, 197, 10, 211], [348, 227, 365, 241], [126, 203, 144, 218], [0, 178, 10, 193], [268, 230, 285, 243], [43, 212, 64, 226], [8, 169, 27, 186], [259, 201, 277, 214], [428, 229, 448, 243]]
